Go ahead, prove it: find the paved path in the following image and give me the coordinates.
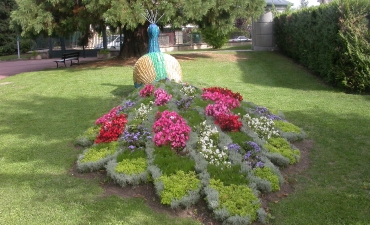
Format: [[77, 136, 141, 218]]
[[0, 57, 100, 80]]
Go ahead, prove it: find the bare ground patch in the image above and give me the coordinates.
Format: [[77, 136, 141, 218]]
[[77, 52, 248, 70]]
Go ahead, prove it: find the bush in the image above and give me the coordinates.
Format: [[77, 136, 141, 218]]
[[264, 137, 300, 164], [209, 179, 260, 219], [19, 39, 35, 53], [81, 141, 119, 163], [115, 158, 147, 174], [274, 0, 370, 93], [200, 27, 228, 49], [253, 167, 280, 191], [157, 170, 200, 205]]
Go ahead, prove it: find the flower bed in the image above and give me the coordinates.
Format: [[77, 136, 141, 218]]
[[75, 80, 306, 224]]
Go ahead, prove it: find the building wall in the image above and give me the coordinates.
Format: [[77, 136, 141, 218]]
[[252, 6, 286, 51]]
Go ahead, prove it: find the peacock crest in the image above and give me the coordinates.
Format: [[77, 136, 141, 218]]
[[133, 10, 182, 88]]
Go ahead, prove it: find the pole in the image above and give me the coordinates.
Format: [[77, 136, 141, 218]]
[[17, 35, 20, 59]]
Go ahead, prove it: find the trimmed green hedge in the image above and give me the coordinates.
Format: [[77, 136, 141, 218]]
[[274, 0, 370, 93]]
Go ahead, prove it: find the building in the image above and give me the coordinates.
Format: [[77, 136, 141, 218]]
[[252, 0, 291, 51]]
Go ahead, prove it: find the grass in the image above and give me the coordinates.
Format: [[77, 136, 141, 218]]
[[0, 53, 29, 61], [0, 50, 369, 224]]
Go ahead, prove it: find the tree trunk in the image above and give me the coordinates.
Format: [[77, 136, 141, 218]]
[[120, 22, 149, 59], [102, 26, 107, 49]]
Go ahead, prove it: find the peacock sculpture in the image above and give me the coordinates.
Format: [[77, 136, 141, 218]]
[[133, 10, 182, 88]]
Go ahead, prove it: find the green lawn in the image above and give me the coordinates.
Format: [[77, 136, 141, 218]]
[[0, 50, 369, 224], [0, 53, 29, 61]]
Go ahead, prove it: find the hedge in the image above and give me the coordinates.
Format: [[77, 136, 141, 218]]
[[273, 0, 370, 93]]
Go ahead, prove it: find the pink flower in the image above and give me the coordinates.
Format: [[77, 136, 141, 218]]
[[154, 88, 172, 106], [95, 106, 122, 125], [152, 110, 191, 150], [202, 87, 244, 132], [140, 84, 155, 97], [205, 102, 231, 117], [202, 91, 240, 109]]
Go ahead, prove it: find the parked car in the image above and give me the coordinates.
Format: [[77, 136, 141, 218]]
[[228, 36, 251, 42], [94, 35, 124, 50]]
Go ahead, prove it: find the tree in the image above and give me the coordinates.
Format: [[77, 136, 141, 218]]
[[10, 0, 105, 53], [11, 0, 78, 38], [300, 0, 309, 8], [197, 0, 265, 48], [0, 0, 17, 56], [11, 0, 266, 58], [83, 0, 220, 58]]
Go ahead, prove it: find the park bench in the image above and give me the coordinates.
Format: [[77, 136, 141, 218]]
[[54, 52, 80, 68]]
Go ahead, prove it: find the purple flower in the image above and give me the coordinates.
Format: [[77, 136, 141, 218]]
[[267, 114, 283, 120], [176, 97, 194, 110], [256, 161, 264, 168], [244, 151, 252, 160], [118, 100, 136, 114], [121, 125, 151, 152], [246, 141, 261, 152], [255, 106, 283, 120], [227, 143, 241, 152], [255, 107, 268, 115]]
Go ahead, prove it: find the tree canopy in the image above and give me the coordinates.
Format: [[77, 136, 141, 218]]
[[11, 0, 266, 57], [0, 0, 18, 55], [300, 0, 309, 8]]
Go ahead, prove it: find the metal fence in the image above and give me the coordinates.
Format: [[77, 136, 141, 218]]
[[30, 28, 204, 52]]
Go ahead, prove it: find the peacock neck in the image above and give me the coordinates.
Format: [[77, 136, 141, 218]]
[[148, 23, 160, 53]]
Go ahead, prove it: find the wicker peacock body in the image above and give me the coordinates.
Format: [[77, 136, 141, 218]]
[[133, 13, 182, 88]]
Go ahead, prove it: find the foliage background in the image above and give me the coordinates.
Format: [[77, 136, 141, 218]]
[[0, 0, 17, 56], [273, 0, 370, 93]]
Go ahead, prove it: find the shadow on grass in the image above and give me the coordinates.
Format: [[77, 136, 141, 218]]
[[233, 51, 333, 92], [268, 107, 370, 224], [101, 83, 136, 97], [0, 86, 132, 165], [0, 172, 183, 224]]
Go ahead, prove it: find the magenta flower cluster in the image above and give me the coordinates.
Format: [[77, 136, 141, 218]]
[[202, 88, 243, 132], [95, 106, 122, 125], [205, 102, 230, 117], [152, 110, 191, 150], [202, 90, 241, 118], [154, 88, 172, 106], [202, 91, 240, 109], [139, 84, 155, 97]]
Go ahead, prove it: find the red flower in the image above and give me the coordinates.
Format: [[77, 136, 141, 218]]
[[214, 113, 242, 132], [202, 87, 243, 102], [95, 114, 127, 143]]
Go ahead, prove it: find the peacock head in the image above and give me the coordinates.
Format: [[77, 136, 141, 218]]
[[148, 23, 160, 40]]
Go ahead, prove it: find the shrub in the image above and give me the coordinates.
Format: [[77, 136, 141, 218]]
[[264, 137, 300, 164], [209, 179, 260, 219], [157, 170, 200, 205], [200, 27, 229, 49], [274, 0, 370, 93], [253, 167, 280, 191], [115, 157, 147, 174], [74, 125, 101, 147], [19, 39, 35, 53], [274, 120, 301, 133], [81, 141, 119, 163], [99, 49, 110, 54]]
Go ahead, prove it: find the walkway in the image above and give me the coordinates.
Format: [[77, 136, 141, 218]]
[[0, 57, 99, 80]]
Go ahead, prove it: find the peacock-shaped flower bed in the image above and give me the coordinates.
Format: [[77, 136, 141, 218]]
[[75, 80, 305, 225]]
